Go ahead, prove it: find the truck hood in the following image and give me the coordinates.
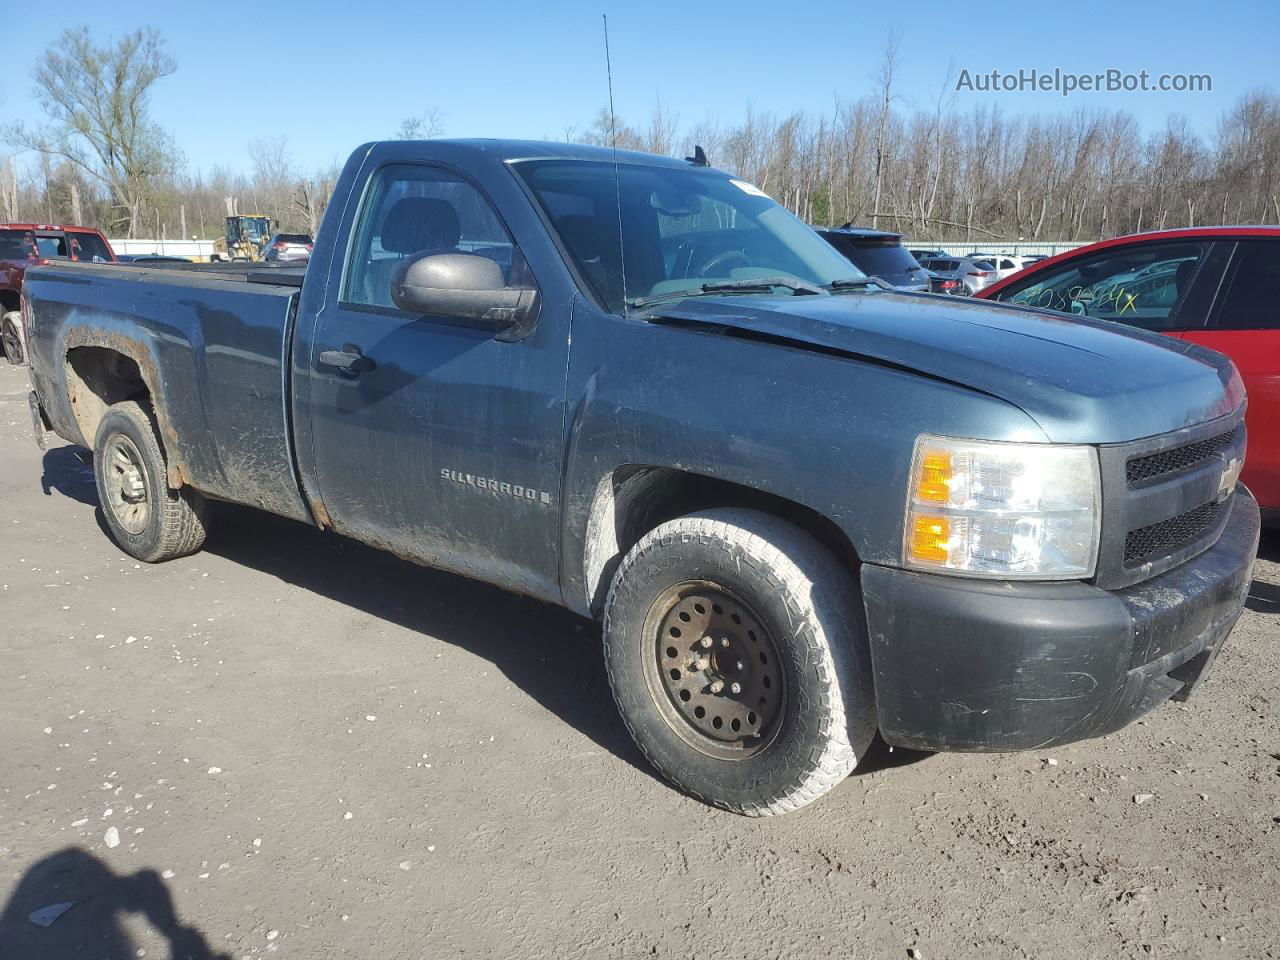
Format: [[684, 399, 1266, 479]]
[[644, 291, 1243, 444]]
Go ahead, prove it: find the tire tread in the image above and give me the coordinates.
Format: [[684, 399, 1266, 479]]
[[603, 508, 874, 816], [94, 400, 208, 563]]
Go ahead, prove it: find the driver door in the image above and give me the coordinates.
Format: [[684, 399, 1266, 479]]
[[304, 162, 570, 600]]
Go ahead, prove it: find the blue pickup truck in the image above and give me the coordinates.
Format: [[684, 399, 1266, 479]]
[[20, 140, 1259, 815]]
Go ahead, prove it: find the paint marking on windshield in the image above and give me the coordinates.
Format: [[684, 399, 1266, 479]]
[[730, 179, 770, 198]]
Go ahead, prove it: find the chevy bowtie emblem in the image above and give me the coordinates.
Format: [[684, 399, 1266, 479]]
[[1217, 456, 1243, 501]]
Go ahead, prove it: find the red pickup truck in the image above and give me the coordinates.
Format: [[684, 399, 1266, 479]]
[[978, 227, 1280, 519], [1, 223, 116, 364]]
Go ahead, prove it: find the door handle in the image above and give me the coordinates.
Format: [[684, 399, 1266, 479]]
[[319, 345, 375, 375]]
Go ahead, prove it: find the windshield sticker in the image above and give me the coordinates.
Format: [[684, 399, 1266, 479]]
[[730, 179, 770, 198]]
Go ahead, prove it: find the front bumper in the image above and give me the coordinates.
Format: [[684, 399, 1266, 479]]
[[862, 486, 1260, 752]]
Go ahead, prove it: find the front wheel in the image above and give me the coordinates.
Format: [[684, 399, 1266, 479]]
[[93, 401, 209, 562], [603, 509, 876, 815]]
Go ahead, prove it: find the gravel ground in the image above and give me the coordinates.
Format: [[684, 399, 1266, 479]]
[[1, 360, 1277, 960]]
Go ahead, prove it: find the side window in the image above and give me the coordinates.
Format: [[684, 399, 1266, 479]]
[[344, 163, 517, 310], [1210, 240, 1280, 331], [70, 233, 113, 262], [995, 242, 1207, 331], [35, 235, 70, 260]]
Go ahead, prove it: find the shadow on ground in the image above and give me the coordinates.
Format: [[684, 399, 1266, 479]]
[[37, 446, 930, 784], [204, 503, 931, 781], [40, 445, 97, 505], [1256, 526, 1280, 563], [1248, 528, 1280, 614], [205, 501, 664, 780], [0, 848, 230, 960]]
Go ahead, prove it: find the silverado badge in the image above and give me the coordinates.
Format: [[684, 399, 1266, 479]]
[[1217, 456, 1243, 501]]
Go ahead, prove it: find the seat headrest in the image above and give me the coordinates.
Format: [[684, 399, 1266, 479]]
[[381, 197, 461, 254]]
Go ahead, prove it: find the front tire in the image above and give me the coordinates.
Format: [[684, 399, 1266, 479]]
[[93, 401, 209, 562], [603, 509, 876, 815], [2, 311, 24, 365]]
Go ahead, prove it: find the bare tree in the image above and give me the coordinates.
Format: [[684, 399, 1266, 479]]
[[3, 29, 1278, 248], [5, 26, 177, 237], [0, 157, 20, 221], [295, 162, 341, 238], [643, 96, 680, 156], [870, 32, 902, 229], [248, 136, 293, 186], [395, 108, 446, 141]]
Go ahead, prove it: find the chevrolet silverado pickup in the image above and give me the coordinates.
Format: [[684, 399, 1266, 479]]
[[19, 140, 1259, 815]]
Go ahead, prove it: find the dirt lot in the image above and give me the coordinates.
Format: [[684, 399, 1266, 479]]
[[0, 360, 1277, 960]]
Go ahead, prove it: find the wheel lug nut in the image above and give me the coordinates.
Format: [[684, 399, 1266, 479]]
[[690, 658, 709, 672], [699, 637, 713, 649], [735, 661, 745, 671], [709, 679, 725, 694], [729, 682, 742, 695], [719, 637, 731, 647]]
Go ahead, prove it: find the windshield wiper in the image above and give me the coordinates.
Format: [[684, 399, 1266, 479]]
[[826, 276, 890, 291], [628, 276, 825, 309]]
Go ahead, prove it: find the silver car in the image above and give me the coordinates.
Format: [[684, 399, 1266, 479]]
[[262, 233, 313, 262], [919, 256, 998, 294]]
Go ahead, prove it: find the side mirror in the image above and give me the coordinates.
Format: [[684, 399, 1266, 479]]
[[390, 253, 537, 339]]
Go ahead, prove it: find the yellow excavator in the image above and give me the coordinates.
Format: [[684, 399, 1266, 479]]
[[210, 215, 273, 262]]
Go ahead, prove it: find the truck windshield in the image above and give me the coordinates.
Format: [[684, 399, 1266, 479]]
[[514, 160, 864, 313]]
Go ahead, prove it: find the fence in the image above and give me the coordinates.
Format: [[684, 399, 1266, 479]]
[[904, 241, 1089, 258], [110, 239, 216, 260]]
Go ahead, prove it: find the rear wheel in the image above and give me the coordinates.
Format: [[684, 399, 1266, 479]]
[[2, 311, 23, 365], [603, 508, 876, 815], [93, 401, 209, 562]]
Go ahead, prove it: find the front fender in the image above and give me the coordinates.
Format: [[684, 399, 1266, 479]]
[[558, 311, 1047, 616]]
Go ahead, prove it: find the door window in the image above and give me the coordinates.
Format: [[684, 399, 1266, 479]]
[[35, 235, 70, 259], [0, 229, 36, 261], [994, 241, 1207, 331], [345, 164, 517, 310], [70, 232, 113, 262], [1209, 240, 1280, 331]]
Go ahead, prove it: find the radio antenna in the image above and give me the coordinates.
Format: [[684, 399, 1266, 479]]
[[603, 14, 629, 314]]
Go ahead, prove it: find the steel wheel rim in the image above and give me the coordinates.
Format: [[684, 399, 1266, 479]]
[[642, 581, 786, 760], [103, 435, 151, 535]]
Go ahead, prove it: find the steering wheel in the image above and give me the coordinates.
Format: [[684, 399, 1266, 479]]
[[698, 249, 750, 276]]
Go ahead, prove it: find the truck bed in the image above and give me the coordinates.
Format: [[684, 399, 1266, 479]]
[[115, 259, 308, 288], [23, 259, 312, 522]]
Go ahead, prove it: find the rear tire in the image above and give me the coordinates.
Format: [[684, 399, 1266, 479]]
[[603, 508, 876, 815], [93, 401, 208, 562], [2, 311, 24, 365]]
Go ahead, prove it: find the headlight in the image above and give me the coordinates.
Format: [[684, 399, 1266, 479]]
[[903, 435, 1100, 579]]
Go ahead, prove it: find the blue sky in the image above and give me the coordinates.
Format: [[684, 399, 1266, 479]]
[[5, 0, 1277, 177]]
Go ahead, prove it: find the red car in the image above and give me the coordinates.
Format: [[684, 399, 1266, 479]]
[[978, 227, 1280, 516], [1, 223, 117, 364]]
